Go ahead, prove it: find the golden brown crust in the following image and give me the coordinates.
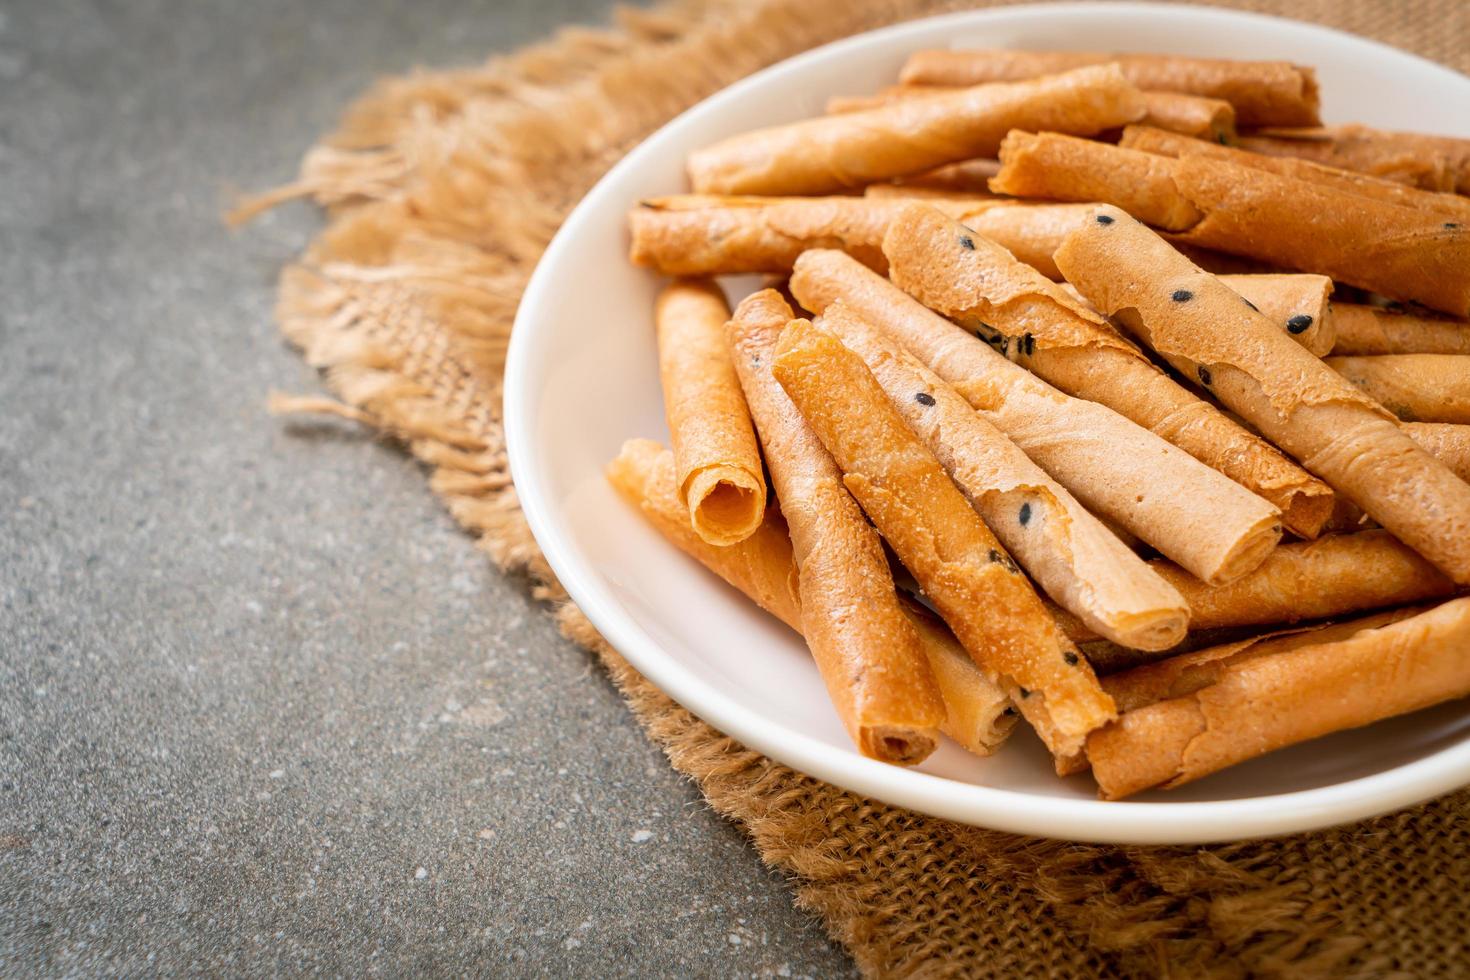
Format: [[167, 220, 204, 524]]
[[1052, 529, 1458, 644], [883, 204, 1321, 541], [788, 248, 1285, 584], [1086, 597, 1470, 798], [1326, 354, 1470, 424], [1057, 206, 1470, 584], [898, 50, 1320, 127], [1404, 423, 1470, 483], [770, 315, 1115, 757], [820, 301, 1189, 650], [686, 65, 1147, 196], [629, 195, 1005, 277], [1330, 304, 1470, 355], [1120, 125, 1470, 221], [991, 131, 1203, 231], [725, 290, 945, 763], [655, 280, 765, 545], [993, 132, 1470, 317], [1169, 156, 1470, 319], [605, 438, 1016, 757], [1237, 125, 1470, 194]]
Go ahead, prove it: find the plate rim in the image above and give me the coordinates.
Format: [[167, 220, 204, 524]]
[[505, 1, 1470, 844]]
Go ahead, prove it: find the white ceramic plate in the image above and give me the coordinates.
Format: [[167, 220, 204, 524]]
[[505, 2, 1470, 844]]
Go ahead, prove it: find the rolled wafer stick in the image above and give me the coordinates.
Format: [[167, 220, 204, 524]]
[[1404, 423, 1470, 483], [1064, 274, 1336, 353], [1120, 125, 1470, 222], [723, 290, 946, 764], [1055, 606, 1427, 775], [1057, 206, 1470, 583], [1325, 354, 1470, 424], [898, 49, 1320, 127], [789, 249, 1283, 584], [819, 301, 1189, 650], [770, 316, 1115, 758], [1086, 596, 1470, 799], [882, 203, 1327, 538], [686, 64, 1147, 196], [1238, 125, 1470, 194], [654, 281, 765, 545], [991, 130, 1203, 230], [994, 131, 1470, 317], [832, 85, 1236, 142], [1331, 304, 1470, 355], [629, 195, 1003, 277], [866, 196, 1269, 281], [605, 438, 1015, 756], [1051, 529, 1457, 644]]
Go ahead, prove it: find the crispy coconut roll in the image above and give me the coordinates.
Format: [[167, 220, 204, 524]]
[[1326, 355, 1470, 424], [1404, 423, 1470, 483], [1120, 125, 1470, 222], [1331, 304, 1470, 356], [1057, 206, 1470, 584], [868, 197, 1270, 282], [993, 131, 1470, 317], [654, 281, 765, 545], [1055, 606, 1427, 775], [898, 49, 1320, 127], [819, 301, 1189, 650], [1237, 125, 1470, 194], [769, 316, 1115, 758], [882, 204, 1326, 538], [686, 65, 1146, 196], [789, 249, 1283, 584], [629, 195, 1005, 277], [831, 85, 1236, 143], [1065, 274, 1337, 353], [1086, 597, 1470, 799], [723, 290, 945, 763], [1051, 529, 1457, 644], [606, 438, 1015, 756]]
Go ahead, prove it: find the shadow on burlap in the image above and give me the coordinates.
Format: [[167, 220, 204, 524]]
[[236, 1, 1470, 974]]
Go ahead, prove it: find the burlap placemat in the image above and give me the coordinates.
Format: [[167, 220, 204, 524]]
[[238, 1, 1470, 974]]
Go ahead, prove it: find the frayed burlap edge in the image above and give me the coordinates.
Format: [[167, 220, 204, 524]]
[[240, 1, 1470, 976]]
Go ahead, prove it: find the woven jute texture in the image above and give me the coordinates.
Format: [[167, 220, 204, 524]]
[[242, 1, 1470, 975]]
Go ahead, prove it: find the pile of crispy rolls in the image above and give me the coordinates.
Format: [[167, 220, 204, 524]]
[[604, 51, 1470, 800]]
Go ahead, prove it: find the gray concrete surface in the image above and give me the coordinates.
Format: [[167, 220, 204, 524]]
[[0, 0, 854, 975]]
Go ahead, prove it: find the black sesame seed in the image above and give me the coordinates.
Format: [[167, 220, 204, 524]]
[[1064, 652, 1079, 666], [987, 548, 1002, 564], [1244, 298, 1260, 312], [1096, 214, 1114, 225], [1172, 289, 1194, 303], [1019, 687, 1031, 699], [1447, 222, 1460, 230], [1198, 365, 1212, 385], [1020, 333, 1035, 356], [915, 391, 936, 406], [1018, 502, 1032, 526], [1286, 314, 1314, 334], [959, 235, 975, 250]]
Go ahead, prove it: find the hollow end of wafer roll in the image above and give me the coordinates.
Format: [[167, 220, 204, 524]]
[[859, 725, 940, 765], [683, 465, 766, 546]]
